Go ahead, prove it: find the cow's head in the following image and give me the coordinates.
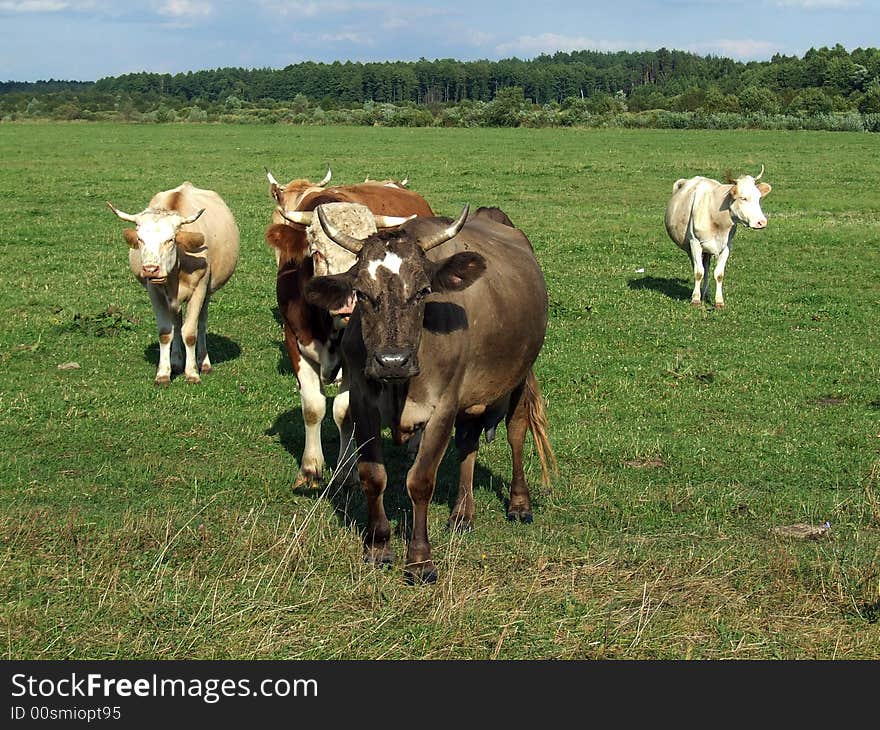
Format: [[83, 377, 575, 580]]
[[106, 202, 205, 283], [728, 165, 772, 230], [306, 202, 378, 323], [305, 205, 486, 382], [266, 165, 331, 209]]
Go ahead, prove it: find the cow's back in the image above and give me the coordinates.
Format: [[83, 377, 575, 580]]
[[150, 182, 240, 292], [300, 184, 435, 218], [408, 215, 548, 405], [668, 176, 721, 250]]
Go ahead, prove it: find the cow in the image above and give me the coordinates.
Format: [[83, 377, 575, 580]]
[[305, 204, 556, 583], [106, 182, 240, 384], [263, 169, 435, 490], [664, 165, 772, 308]]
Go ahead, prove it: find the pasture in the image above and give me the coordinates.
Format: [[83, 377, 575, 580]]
[[1, 122, 878, 659]]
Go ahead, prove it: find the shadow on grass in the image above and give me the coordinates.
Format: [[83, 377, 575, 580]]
[[266, 407, 511, 544], [143, 333, 241, 368], [268, 306, 295, 376], [627, 275, 692, 301]]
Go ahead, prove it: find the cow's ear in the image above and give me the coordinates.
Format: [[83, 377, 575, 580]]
[[757, 182, 772, 197], [176, 231, 205, 251], [430, 252, 486, 292], [265, 223, 294, 250], [122, 228, 139, 249], [265, 223, 308, 265], [305, 273, 355, 311]]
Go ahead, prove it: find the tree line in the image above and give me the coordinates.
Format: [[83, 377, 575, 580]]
[[3, 45, 880, 131]]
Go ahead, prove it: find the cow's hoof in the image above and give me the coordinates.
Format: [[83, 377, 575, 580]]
[[714, 302, 725, 309], [293, 471, 322, 490], [447, 516, 474, 533], [690, 300, 702, 308], [185, 373, 201, 384], [507, 509, 533, 524], [364, 545, 394, 567], [404, 561, 437, 585], [200, 364, 214, 375], [155, 375, 171, 387]]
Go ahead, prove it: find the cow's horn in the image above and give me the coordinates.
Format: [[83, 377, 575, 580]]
[[400, 177, 408, 187], [315, 205, 365, 254], [180, 208, 205, 225], [374, 213, 416, 228], [278, 207, 313, 225], [318, 165, 332, 187], [265, 167, 282, 188], [419, 205, 470, 252], [754, 164, 764, 181], [106, 201, 139, 223]]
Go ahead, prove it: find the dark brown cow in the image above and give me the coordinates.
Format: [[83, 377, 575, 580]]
[[306, 204, 556, 583], [264, 170, 435, 490]]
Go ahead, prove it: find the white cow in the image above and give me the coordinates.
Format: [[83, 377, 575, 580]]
[[107, 182, 240, 384], [664, 166, 772, 307]]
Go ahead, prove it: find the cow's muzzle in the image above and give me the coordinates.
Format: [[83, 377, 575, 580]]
[[367, 349, 419, 382], [751, 218, 767, 229], [142, 265, 167, 283]]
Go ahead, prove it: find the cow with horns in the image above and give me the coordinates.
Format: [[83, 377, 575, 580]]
[[665, 165, 772, 307], [106, 182, 240, 384], [305, 204, 556, 583], [263, 168, 435, 490]]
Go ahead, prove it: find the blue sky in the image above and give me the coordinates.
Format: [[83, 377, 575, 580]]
[[0, 0, 876, 82]]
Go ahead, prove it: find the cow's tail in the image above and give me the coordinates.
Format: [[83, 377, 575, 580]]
[[523, 369, 558, 487]]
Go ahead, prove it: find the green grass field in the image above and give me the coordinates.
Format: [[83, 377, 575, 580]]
[[1, 122, 878, 659]]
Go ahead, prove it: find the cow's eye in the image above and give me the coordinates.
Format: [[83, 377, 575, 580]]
[[414, 286, 431, 301], [355, 290, 375, 306]]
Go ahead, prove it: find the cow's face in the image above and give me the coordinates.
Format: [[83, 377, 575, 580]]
[[305, 206, 486, 383], [729, 175, 771, 230], [107, 203, 205, 283]]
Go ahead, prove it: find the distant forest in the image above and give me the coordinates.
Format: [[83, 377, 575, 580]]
[[3, 45, 880, 131]]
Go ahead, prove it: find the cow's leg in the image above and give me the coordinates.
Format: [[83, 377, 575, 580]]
[[701, 251, 712, 302], [505, 380, 533, 523], [713, 245, 731, 308], [180, 279, 209, 383], [294, 358, 326, 489], [688, 239, 706, 306], [196, 294, 212, 374], [170, 311, 185, 375], [147, 287, 174, 385], [355, 407, 393, 565], [448, 416, 480, 532], [404, 409, 455, 584], [331, 383, 359, 490]]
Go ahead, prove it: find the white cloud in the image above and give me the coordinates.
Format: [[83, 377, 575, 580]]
[[465, 29, 494, 47], [495, 33, 651, 58], [0, 1, 68, 10], [688, 39, 780, 59], [775, 0, 861, 7], [157, 0, 213, 18], [258, 1, 375, 17], [319, 31, 372, 45]]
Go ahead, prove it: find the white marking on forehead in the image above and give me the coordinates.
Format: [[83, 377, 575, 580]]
[[137, 213, 178, 244], [367, 251, 403, 280]]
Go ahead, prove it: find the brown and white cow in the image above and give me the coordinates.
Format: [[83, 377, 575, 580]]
[[106, 181, 240, 384], [665, 165, 771, 307], [306, 205, 556, 583], [264, 170, 435, 490]]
